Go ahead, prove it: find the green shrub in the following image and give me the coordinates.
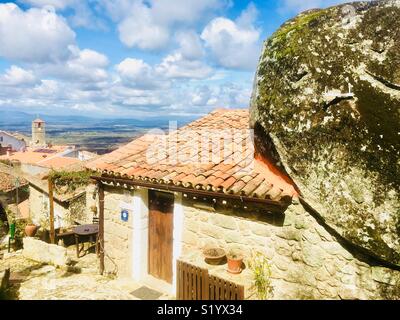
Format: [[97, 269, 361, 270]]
[[248, 251, 274, 300]]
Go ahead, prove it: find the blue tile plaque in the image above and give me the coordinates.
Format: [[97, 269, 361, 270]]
[[121, 209, 129, 222]]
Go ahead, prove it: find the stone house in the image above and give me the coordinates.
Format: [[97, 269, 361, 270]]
[[87, 109, 400, 299], [26, 173, 96, 233], [0, 145, 98, 233]]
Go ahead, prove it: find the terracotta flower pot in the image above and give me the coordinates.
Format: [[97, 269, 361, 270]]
[[25, 224, 38, 237], [227, 255, 243, 274]]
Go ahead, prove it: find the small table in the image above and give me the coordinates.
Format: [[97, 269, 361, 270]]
[[73, 224, 99, 258]]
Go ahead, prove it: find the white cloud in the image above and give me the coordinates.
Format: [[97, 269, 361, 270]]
[[0, 1, 254, 117], [70, 47, 109, 68], [33, 79, 60, 97], [176, 30, 204, 60], [0, 65, 39, 87], [117, 2, 170, 50], [71, 102, 102, 112], [0, 3, 76, 63], [190, 85, 212, 106], [20, 0, 105, 29], [101, 0, 229, 51], [156, 53, 213, 80], [116, 58, 168, 89], [20, 0, 75, 10], [193, 83, 250, 110], [150, 0, 227, 25], [39, 46, 109, 84], [201, 3, 261, 70]]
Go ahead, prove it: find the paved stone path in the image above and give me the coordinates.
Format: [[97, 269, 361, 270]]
[[0, 248, 173, 300]]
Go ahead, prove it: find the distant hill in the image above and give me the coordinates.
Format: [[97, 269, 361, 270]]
[[0, 111, 34, 124], [0, 109, 197, 154], [0, 110, 196, 128]]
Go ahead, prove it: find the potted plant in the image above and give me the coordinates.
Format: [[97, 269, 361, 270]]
[[24, 218, 38, 237], [227, 249, 243, 274], [203, 247, 226, 265]]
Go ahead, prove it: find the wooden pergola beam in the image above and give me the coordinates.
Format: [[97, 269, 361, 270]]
[[48, 177, 55, 244], [98, 182, 105, 275]]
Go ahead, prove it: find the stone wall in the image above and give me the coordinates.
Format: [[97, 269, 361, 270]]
[[29, 186, 69, 229], [29, 185, 90, 230], [180, 198, 400, 300], [22, 237, 71, 267], [85, 184, 98, 222], [102, 185, 134, 278]]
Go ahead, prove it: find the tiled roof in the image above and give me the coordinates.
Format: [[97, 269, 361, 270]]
[[0, 172, 28, 192], [0, 146, 78, 169], [38, 156, 81, 169], [8, 199, 30, 220], [87, 109, 298, 203]]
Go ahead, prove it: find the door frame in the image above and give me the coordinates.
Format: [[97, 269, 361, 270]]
[[132, 188, 183, 294]]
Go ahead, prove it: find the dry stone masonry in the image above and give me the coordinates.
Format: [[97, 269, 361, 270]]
[[180, 198, 400, 300], [22, 238, 71, 267], [102, 186, 134, 277]]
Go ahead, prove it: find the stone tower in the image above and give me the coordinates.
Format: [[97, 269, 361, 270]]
[[31, 118, 46, 147]]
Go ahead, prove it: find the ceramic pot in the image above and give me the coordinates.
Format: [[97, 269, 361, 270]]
[[25, 224, 37, 237], [227, 255, 243, 274], [203, 247, 226, 265]]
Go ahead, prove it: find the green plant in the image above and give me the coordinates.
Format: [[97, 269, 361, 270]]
[[248, 251, 274, 300], [227, 249, 242, 260], [48, 170, 98, 195]]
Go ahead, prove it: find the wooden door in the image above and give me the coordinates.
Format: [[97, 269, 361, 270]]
[[148, 190, 174, 283]]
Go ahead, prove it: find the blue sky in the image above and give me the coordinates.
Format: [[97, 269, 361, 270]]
[[0, 0, 350, 119]]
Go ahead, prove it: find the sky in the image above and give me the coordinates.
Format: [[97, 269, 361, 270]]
[[0, 0, 354, 119]]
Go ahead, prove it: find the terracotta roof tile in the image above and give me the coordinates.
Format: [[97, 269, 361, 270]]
[[87, 109, 298, 204], [0, 172, 28, 192]]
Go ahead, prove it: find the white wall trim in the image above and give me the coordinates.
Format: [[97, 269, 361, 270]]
[[132, 188, 149, 281], [131, 188, 183, 295], [172, 192, 184, 292]]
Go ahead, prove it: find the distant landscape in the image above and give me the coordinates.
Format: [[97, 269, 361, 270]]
[[0, 111, 196, 154]]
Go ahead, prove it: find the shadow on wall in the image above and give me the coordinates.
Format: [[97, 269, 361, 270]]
[[189, 197, 286, 227]]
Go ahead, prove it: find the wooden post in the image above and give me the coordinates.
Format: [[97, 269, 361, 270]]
[[48, 177, 55, 244], [98, 182, 105, 275]]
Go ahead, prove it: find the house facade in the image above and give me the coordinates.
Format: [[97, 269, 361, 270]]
[[26, 170, 97, 233], [0, 131, 27, 154], [87, 109, 400, 300]]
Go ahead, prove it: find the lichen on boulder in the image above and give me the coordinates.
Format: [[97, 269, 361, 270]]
[[250, 0, 400, 265]]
